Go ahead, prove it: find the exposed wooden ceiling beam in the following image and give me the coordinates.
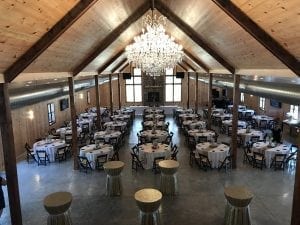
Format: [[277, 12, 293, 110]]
[[212, 0, 300, 76], [178, 63, 188, 71], [97, 50, 125, 74], [73, 1, 150, 76], [155, 0, 235, 74], [183, 49, 209, 73], [112, 58, 128, 73], [4, 0, 99, 83], [119, 63, 130, 73], [182, 59, 196, 72]]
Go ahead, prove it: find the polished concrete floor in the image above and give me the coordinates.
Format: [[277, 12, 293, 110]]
[[0, 116, 296, 225]]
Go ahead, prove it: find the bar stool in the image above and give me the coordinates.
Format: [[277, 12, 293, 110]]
[[134, 188, 162, 225], [224, 186, 253, 225], [158, 160, 179, 196], [103, 161, 125, 196], [43, 191, 72, 225]]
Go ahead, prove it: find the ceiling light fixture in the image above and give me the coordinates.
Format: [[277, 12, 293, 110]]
[[125, 7, 183, 77]]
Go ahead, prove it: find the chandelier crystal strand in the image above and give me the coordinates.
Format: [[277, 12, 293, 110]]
[[126, 12, 183, 77]]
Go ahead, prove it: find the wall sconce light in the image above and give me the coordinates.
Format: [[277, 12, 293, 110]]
[[250, 95, 253, 97], [79, 93, 84, 99], [28, 110, 34, 120]]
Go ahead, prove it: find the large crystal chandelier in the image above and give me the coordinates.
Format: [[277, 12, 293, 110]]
[[125, 10, 183, 77]]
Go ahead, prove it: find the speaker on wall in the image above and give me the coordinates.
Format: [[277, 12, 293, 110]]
[[123, 73, 131, 79], [176, 72, 184, 79]]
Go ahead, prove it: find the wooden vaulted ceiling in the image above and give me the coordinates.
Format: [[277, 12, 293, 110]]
[[0, 0, 299, 84]]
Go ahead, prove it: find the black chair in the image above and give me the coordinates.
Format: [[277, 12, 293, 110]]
[[187, 135, 196, 149], [55, 146, 66, 162], [109, 137, 120, 151], [252, 152, 266, 170], [65, 133, 72, 145], [270, 154, 286, 171], [189, 150, 196, 167], [259, 119, 268, 130], [131, 152, 144, 171], [36, 150, 50, 166], [110, 149, 120, 161], [197, 136, 208, 143], [81, 123, 90, 135], [171, 149, 178, 161], [77, 156, 93, 173], [95, 154, 108, 170], [243, 143, 253, 165], [244, 112, 253, 121], [285, 149, 298, 169], [152, 156, 165, 174], [197, 153, 212, 171], [250, 135, 261, 144], [218, 155, 232, 172], [25, 142, 37, 163]]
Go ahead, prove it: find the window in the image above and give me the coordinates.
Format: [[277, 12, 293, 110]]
[[290, 105, 299, 120], [165, 68, 181, 102], [259, 97, 265, 110], [240, 92, 244, 103], [47, 103, 56, 125], [126, 68, 142, 102]]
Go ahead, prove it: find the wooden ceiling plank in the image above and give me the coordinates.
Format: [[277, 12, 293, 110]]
[[212, 0, 300, 76], [112, 58, 128, 73], [183, 49, 209, 73], [4, 0, 99, 83], [178, 62, 188, 71], [155, 0, 235, 74], [182, 59, 196, 72], [97, 50, 125, 74], [73, 1, 150, 76], [119, 63, 130, 73]]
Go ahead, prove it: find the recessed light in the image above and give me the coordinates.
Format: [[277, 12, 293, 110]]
[[25, 84, 30, 87], [27, 81, 32, 84], [54, 78, 58, 81]]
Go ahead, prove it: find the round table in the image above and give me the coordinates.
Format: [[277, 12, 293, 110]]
[[158, 160, 179, 196], [134, 188, 162, 225], [103, 161, 125, 196], [140, 130, 169, 142], [224, 186, 253, 225], [111, 114, 131, 121], [43, 191, 72, 225], [94, 130, 121, 142]]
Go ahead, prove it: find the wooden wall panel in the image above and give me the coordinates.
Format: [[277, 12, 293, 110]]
[[100, 82, 110, 107]]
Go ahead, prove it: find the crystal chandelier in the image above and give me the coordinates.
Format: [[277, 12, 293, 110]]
[[125, 10, 183, 77]]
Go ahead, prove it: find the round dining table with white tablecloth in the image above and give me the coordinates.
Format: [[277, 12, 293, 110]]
[[79, 144, 113, 168], [252, 115, 274, 125], [143, 121, 167, 129], [33, 139, 66, 162], [139, 143, 171, 169], [79, 112, 97, 120], [182, 120, 206, 129], [140, 130, 169, 142], [213, 113, 232, 121], [222, 120, 247, 129], [56, 127, 82, 139], [104, 121, 127, 130], [77, 118, 93, 132], [176, 108, 194, 114], [144, 114, 165, 120], [188, 129, 215, 142], [111, 114, 131, 121], [237, 129, 264, 144], [144, 108, 164, 114], [252, 142, 290, 168], [178, 113, 198, 121], [196, 142, 229, 168], [94, 130, 122, 142]]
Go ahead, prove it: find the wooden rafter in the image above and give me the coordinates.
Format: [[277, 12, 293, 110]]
[[73, 1, 150, 76], [183, 49, 209, 73], [178, 63, 188, 71], [97, 49, 125, 74], [182, 59, 196, 72], [119, 63, 130, 73], [155, 0, 235, 74], [4, 0, 99, 83], [212, 0, 300, 76], [112, 58, 128, 73]]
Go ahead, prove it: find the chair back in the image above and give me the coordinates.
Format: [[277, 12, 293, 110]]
[[197, 136, 208, 143], [81, 123, 90, 134]]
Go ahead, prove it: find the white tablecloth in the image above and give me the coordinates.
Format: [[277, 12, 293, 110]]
[[176, 108, 194, 114], [239, 109, 255, 116], [253, 115, 274, 124], [111, 115, 130, 121], [77, 118, 93, 132], [252, 142, 290, 168], [33, 139, 66, 162], [188, 129, 215, 141], [140, 130, 169, 142], [94, 131, 121, 142], [182, 120, 206, 129], [213, 113, 232, 121], [237, 129, 264, 143], [79, 112, 97, 120], [144, 114, 165, 120], [228, 105, 246, 110], [139, 143, 171, 169], [56, 127, 82, 138], [104, 121, 127, 129], [178, 113, 198, 121], [79, 144, 113, 168], [222, 120, 247, 129], [144, 109, 164, 114], [89, 107, 107, 114], [196, 142, 229, 168], [143, 121, 167, 129]]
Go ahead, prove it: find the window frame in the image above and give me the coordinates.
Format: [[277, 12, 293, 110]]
[[290, 105, 299, 120], [125, 68, 142, 103], [240, 92, 244, 103], [259, 97, 265, 111], [47, 103, 56, 126], [165, 69, 182, 103]]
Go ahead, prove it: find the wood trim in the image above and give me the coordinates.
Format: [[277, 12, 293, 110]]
[[212, 0, 300, 76], [155, 0, 235, 74], [68, 77, 79, 170], [94, 75, 101, 129], [119, 63, 129, 73], [4, 0, 99, 82], [178, 63, 188, 71], [183, 49, 209, 73], [0, 83, 22, 225], [112, 58, 128, 74], [73, 1, 150, 76], [97, 50, 125, 74], [182, 60, 196, 72]]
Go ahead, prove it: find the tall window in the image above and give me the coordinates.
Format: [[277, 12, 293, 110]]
[[259, 97, 265, 110], [290, 105, 299, 120], [165, 68, 181, 102], [47, 103, 56, 125], [240, 92, 244, 103], [126, 68, 142, 102]]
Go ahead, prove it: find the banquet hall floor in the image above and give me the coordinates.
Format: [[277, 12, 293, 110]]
[[0, 116, 296, 225]]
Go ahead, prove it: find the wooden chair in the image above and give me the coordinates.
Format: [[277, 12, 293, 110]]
[[77, 156, 93, 173], [131, 152, 144, 171], [252, 152, 266, 170], [270, 154, 286, 171], [197, 153, 212, 171], [243, 143, 253, 165], [25, 142, 37, 163], [197, 136, 208, 143], [95, 154, 108, 170], [152, 156, 165, 174], [55, 146, 67, 162], [218, 155, 232, 172], [36, 150, 50, 166]]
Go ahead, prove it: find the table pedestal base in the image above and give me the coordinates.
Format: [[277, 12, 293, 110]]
[[139, 210, 161, 225], [160, 173, 178, 196], [106, 174, 122, 196], [47, 210, 72, 225], [225, 203, 251, 225]]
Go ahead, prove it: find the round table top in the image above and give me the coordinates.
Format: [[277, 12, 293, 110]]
[[158, 160, 179, 169], [134, 188, 162, 203], [43, 192, 72, 215], [224, 186, 253, 207], [103, 161, 125, 170]]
